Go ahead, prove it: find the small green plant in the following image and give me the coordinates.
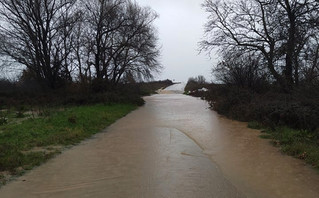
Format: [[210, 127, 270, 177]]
[[38, 107, 51, 117], [0, 111, 8, 125], [68, 115, 77, 124], [259, 134, 272, 139], [16, 106, 26, 118], [16, 112, 24, 118], [247, 121, 264, 130], [0, 173, 6, 186], [0, 117, 7, 125]]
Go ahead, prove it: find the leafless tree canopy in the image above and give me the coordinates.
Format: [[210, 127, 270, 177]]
[[201, 0, 319, 90], [213, 48, 268, 90], [0, 0, 79, 88], [82, 0, 160, 86], [0, 0, 161, 89]]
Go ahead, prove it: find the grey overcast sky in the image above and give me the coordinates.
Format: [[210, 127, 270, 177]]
[[136, 0, 216, 82]]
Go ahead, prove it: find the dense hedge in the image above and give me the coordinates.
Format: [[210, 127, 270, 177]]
[[206, 85, 319, 132], [0, 79, 173, 108]]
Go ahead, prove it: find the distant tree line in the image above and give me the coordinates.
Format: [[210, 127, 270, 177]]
[[185, 75, 207, 91], [0, 0, 161, 90], [201, 0, 319, 92]]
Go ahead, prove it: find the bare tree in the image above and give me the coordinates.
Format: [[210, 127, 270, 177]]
[[108, 1, 161, 85], [82, 0, 161, 89], [83, 0, 125, 83], [277, 0, 319, 86], [201, 0, 319, 90], [301, 36, 319, 83], [0, 0, 160, 89], [0, 0, 78, 88], [214, 48, 267, 90], [71, 14, 93, 84], [55, 4, 82, 82]]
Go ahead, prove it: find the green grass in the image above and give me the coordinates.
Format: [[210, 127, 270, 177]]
[[0, 103, 136, 181], [247, 121, 264, 130], [248, 122, 319, 170]]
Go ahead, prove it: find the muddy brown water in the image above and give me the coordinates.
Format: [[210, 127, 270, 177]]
[[1, 89, 319, 197]]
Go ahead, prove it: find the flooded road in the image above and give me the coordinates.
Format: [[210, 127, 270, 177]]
[[1, 86, 319, 197]]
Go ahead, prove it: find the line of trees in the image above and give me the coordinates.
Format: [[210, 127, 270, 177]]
[[201, 0, 319, 91], [0, 0, 161, 90]]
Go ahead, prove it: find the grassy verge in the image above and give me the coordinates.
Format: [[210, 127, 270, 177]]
[[248, 122, 319, 170], [0, 103, 137, 185]]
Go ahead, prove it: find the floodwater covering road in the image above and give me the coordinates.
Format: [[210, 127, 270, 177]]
[[1, 84, 319, 198]]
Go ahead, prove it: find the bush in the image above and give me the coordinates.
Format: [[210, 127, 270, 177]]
[[206, 85, 254, 120], [207, 85, 319, 131], [0, 79, 174, 108]]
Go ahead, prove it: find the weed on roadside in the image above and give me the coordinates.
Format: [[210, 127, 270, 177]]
[[248, 123, 319, 170]]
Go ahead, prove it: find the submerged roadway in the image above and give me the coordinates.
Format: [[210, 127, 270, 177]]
[[1, 84, 319, 198]]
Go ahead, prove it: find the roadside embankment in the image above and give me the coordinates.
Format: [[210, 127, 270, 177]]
[[0, 103, 137, 186]]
